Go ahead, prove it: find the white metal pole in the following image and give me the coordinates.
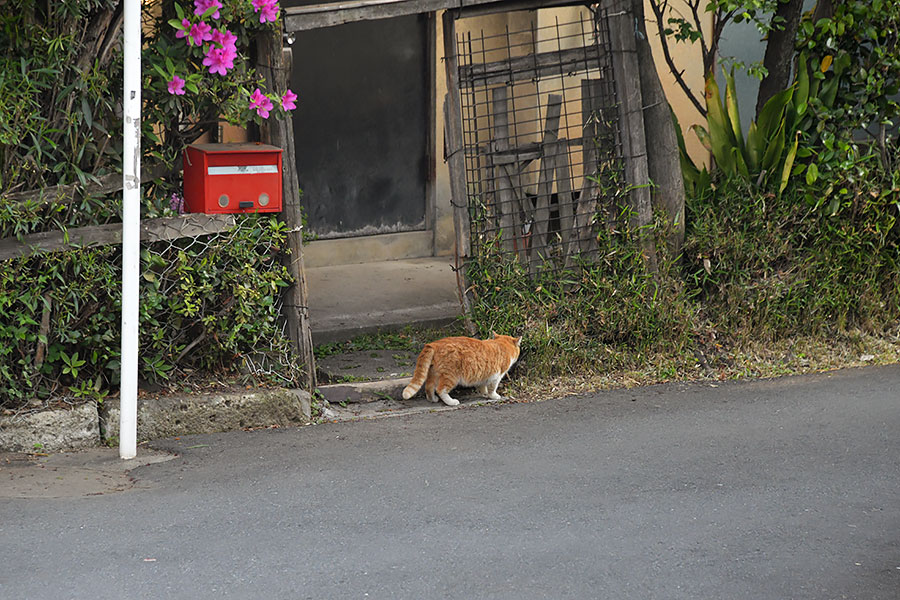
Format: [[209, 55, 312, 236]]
[[120, 0, 141, 460]]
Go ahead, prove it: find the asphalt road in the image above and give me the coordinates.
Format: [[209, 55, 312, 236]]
[[2, 366, 899, 599]]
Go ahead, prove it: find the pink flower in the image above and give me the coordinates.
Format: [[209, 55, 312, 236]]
[[170, 193, 185, 214], [174, 18, 191, 39], [210, 28, 237, 53], [249, 88, 274, 119], [251, 0, 279, 23], [187, 21, 213, 46], [193, 0, 222, 19], [202, 45, 236, 75], [280, 89, 297, 110], [167, 75, 186, 95]]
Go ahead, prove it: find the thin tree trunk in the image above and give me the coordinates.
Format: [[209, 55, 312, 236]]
[[755, 0, 804, 118], [631, 0, 686, 257]]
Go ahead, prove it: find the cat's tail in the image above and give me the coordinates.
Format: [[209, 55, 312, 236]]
[[402, 345, 434, 399]]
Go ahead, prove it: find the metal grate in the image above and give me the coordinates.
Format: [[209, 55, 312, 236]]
[[455, 7, 624, 272]]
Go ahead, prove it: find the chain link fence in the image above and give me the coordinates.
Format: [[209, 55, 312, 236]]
[[0, 211, 302, 412]]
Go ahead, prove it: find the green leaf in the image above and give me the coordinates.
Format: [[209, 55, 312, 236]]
[[745, 122, 761, 172], [167, 18, 186, 31], [756, 87, 793, 142], [760, 119, 786, 178], [732, 145, 750, 181], [152, 63, 170, 81], [173, 3, 185, 20], [794, 52, 810, 118], [691, 124, 713, 153], [778, 132, 800, 196], [724, 67, 747, 162], [806, 162, 819, 185], [80, 97, 92, 129], [703, 72, 736, 174]]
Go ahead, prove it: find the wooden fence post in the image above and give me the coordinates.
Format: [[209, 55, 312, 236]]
[[257, 29, 317, 391], [442, 10, 476, 334], [607, 0, 658, 273]]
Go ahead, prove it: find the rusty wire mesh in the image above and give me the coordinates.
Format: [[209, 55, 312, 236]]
[[455, 7, 624, 272], [141, 214, 302, 388]]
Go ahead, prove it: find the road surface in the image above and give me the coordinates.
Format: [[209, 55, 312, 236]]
[[2, 366, 899, 599]]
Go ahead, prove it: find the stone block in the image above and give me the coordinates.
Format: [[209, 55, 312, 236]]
[[100, 388, 312, 442], [0, 402, 99, 452]]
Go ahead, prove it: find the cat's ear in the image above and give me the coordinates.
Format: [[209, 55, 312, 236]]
[[491, 330, 497, 338], [515, 336, 522, 347]]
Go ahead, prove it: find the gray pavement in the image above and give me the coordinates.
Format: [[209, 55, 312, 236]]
[[2, 365, 899, 599]]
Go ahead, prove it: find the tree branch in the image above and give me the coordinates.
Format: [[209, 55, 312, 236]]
[[647, 0, 707, 117]]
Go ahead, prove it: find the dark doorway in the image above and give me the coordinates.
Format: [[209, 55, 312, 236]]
[[285, 11, 430, 239]]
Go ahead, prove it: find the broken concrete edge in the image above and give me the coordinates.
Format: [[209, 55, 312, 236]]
[[317, 378, 409, 405], [0, 388, 313, 454], [321, 395, 505, 424]]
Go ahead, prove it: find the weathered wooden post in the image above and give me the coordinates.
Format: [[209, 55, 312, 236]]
[[257, 28, 317, 391], [442, 10, 476, 334], [607, 0, 659, 273]]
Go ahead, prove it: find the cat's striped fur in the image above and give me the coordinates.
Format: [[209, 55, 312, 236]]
[[402, 333, 521, 406]]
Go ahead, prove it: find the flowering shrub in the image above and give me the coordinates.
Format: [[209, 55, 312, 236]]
[[143, 0, 296, 173]]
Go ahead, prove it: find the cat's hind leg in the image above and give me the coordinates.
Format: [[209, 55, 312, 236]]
[[425, 370, 439, 403], [425, 385, 438, 403], [486, 374, 503, 400], [436, 375, 460, 406]]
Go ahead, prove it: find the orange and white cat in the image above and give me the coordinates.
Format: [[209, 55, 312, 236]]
[[402, 333, 522, 406]]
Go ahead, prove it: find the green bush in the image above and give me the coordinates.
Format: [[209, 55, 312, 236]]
[[466, 218, 694, 378], [683, 172, 900, 339], [0, 215, 296, 408]]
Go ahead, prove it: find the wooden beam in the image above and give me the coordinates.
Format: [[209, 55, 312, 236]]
[[3, 163, 172, 208], [442, 10, 476, 334], [285, 0, 451, 32], [0, 214, 236, 262], [578, 78, 603, 252], [456, 0, 585, 16], [490, 87, 518, 257], [530, 94, 562, 272], [284, 0, 587, 33], [459, 45, 608, 89]]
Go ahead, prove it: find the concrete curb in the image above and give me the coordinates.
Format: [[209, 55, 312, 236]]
[[0, 388, 312, 453], [0, 402, 99, 453], [100, 388, 312, 442], [317, 377, 503, 422]]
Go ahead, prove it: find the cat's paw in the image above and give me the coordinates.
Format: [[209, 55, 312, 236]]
[[489, 392, 503, 400], [441, 396, 460, 406]]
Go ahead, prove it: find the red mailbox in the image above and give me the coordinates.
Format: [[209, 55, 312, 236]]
[[183, 143, 283, 214]]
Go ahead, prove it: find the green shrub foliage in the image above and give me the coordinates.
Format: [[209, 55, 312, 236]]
[[0, 3, 301, 409], [684, 171, 899, 339], [0, 215, 293, 406]]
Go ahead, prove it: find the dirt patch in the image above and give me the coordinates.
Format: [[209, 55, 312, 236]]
[[0, 447, 175, 499]]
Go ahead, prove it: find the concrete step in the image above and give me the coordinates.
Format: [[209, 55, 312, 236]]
[[316, 377, 500, 423], [305, 257, 462, 344], [316, 349, 418, 384]]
